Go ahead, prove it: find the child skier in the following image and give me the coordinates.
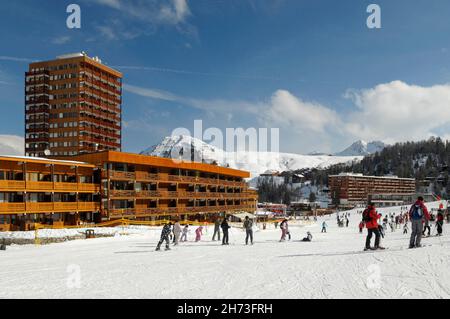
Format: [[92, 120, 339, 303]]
[[181, 225, 189, 242], [195, 226, 203, 242], [359, 221, 364, 233], [280, 219, 288, 241], [321, 221, 328, 233], [302, 232, 313, 242]]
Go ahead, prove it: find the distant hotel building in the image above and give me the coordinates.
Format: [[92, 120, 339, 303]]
[[329, 173, 416, 207], [25, 53, 122, 157], [0, 152, 257, 231]]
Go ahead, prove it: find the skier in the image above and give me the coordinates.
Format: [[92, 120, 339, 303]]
[[346, 217, 349, 228], [280, 219, 288, 241], [321, 221, 328, 233], [181, 225, 189, 242], [156, 222, 172, 251], [403, 223, 409, 234], [212, 217, 221, 241], [359, 221, 364, 233], [173, 221, 182, 246], [422, 218, 431, 237], [243, 216, 254, 245], [363, 203, 384, 251], [409, 196, 430, 249], [302, 232, 313, 242], [221, 217, 231, 245], [195, 226, 203, 242], [436, 209, 444, 236]]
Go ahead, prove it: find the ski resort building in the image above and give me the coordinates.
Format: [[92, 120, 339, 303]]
[[25, 53, 122, 158], [0, 155, 100, 231], [329, 173, 416, 207], [0, 152, 257, 230]]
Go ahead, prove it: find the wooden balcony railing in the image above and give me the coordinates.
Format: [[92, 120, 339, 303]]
[[0, 180, 99, 193], [109, 189, 257, 200], [0, 202, 99, 214], [106, 170, 247, 187]]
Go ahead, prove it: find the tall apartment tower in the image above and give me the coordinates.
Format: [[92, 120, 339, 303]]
[[25, 53, 122, 157]]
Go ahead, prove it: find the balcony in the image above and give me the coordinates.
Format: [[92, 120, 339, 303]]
[[107, 170, 247, 188], [0, 180, 99, 193], [0, 180, 26, 190], [0, 202, 100, 214], [108, 190, 255, 200]]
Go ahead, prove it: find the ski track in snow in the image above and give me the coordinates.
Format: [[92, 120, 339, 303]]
[[0, 202, 449, 299]]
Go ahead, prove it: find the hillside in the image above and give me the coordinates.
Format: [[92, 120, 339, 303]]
[[309, 137, 450, 198]]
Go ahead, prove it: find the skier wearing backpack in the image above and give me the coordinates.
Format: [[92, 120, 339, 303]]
[[363, 203, 384, 251], [409, 196, 430, 249]]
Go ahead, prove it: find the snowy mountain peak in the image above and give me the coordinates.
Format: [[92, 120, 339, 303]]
[[142, 135, 363, 177], [335, 140, 386, 156]]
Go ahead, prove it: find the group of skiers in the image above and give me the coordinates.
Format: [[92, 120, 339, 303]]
[[156, 217, 232, 251], [156, 216, 315, 251], [156, 196, 446, 252], [360, 196, 445, 251]]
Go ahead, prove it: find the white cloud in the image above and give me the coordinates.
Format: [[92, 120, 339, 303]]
[[124, 81, 450, 153], [123, 83, 261, 115], [0, 56, 35, 63], [0, 135, 24, 156], [263, 90, 341, 133], [344, 81, 450, 144], [51, 36, 71, 45], [90, 0, 194, 40]]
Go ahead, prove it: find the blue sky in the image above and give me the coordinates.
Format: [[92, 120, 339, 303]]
[[1, 0, 450, 155]]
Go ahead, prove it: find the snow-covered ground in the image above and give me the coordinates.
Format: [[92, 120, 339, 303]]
[[0, 202, 449, 299]]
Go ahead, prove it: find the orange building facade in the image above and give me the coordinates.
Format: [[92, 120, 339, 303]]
[[0, 156, 100, 231], [25, 53, 122, 157], [329, 173, 416, 206], [0, 152, 258, 230], [68, 151, 258, 221]]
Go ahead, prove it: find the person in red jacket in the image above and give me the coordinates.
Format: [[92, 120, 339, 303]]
[[408, 196, 430, 248], [363, 203, 385, 251]]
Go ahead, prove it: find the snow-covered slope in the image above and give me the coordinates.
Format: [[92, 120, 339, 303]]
[[1, 201, 448, 299], [335, 140, 386, 156], [142, 135, 363, 177]]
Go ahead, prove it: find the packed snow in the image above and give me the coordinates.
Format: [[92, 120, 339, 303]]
[[142, 135, 363, 177], [0, 202, 449, 299]]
